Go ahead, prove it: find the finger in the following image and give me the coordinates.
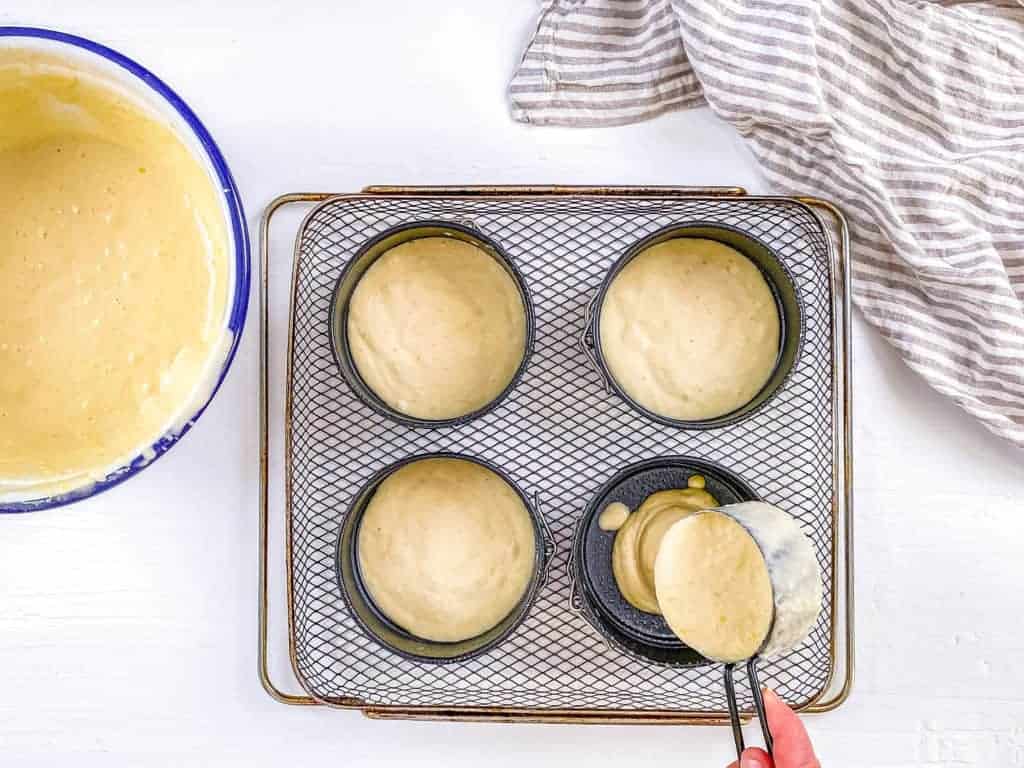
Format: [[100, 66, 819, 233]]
[[739, 747, 772, 767], [762, 689, 820, 768], [724, 747, 772, 768]]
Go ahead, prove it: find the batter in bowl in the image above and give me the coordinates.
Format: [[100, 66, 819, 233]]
[[0, 50, 230, 499], [599, 238, 780, 421], [347, 236, 526, 421], [357, 457, 536, 642]]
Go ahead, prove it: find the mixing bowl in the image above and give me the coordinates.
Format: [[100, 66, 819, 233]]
[[0, 27, 249, 512]]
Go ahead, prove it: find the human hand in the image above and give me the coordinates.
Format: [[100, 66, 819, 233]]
[[726, 689, 820, 768]]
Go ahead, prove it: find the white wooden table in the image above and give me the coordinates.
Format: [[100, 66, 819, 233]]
[[2, 3, 1022, 766]]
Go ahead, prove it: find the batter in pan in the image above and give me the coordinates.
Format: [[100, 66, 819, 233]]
[[357, 457, 536, 642], [610, 475, 719, 614], [599, 238, 780, 421], [347, 236, 526, 421]]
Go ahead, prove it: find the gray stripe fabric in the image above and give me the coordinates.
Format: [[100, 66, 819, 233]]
[[510, 0, 1024, 447]]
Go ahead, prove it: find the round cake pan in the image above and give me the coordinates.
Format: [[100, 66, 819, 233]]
[[0, 27, 249, 513], [328, 220, 535, 428], [571, 455, 761, 666], [335, 451, 549, 664], [584, 222, 802, 430]]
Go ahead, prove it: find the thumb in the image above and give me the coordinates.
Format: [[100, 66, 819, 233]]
[[762, 689, 820, 768]]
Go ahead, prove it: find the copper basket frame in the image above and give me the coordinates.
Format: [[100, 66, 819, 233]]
[[258, 185, 854, 724]]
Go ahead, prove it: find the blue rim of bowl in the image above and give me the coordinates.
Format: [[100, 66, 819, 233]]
[[0, 27, 250, 513]]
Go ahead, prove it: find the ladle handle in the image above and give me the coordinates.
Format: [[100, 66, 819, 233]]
[[724, 658, 774, 763]]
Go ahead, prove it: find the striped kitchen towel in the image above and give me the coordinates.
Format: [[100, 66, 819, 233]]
[[510, 0, 1024, 448]]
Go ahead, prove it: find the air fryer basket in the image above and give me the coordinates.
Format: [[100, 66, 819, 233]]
[[257, 186, 854, 725]]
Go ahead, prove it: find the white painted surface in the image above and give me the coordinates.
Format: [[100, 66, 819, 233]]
[[1, 2, 1022, 766]]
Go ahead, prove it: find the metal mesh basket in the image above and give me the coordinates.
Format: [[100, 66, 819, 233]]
[[259, 186, 852, 723]]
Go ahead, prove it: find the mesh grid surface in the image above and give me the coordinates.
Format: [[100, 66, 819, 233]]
[[287, 196, 835, 713]]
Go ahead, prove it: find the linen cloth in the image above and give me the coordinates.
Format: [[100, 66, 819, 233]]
[[510, 0, 1024, 447]]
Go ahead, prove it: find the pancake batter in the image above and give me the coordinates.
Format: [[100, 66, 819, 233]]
[[654, 502, 822, 663], [598, 501, 630, 532], [654, 510, 774, 662], [347, 236, 526, 421], [0, 50, 230, 498], [599, 238, 780, 421], [610, 476, 718, 614], [357, 457, 536, 642]]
